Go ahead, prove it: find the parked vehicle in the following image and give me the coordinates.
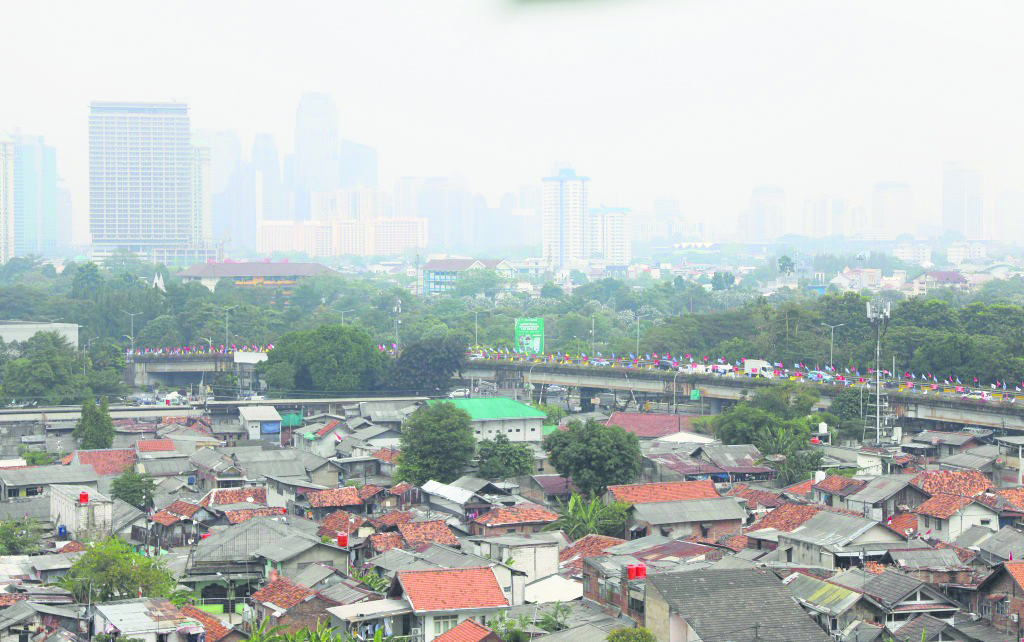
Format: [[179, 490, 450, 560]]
[[448, 388, 470, 398], [806, 370, 832, 382], [744, 359, 774, 377]]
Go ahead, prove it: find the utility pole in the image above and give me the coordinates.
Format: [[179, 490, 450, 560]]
[[590, 315, 595, 356], [224, 306, 238, 349], [821, 322, 844, 370], [123, 310, 142, 354], [866, 301, 891, 444], [635, 313, 648, 357], [393, 299, 402, 354], [340, 309, 354, 324]]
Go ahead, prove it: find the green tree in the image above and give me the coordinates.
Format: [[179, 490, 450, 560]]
[[491, 612, 531, 642], [538, 601, 572, 633], [110, 470, 156, 510], [540, 282, 564, 299], [829, 386, 865, 421], [2, 331, 87, 405], [607, 628, 656, 642], [531, 403, 566, 425], [17, 447, 54, 466], [453, 269, 505, 299], [0, 518, 41, 554], [396, 402, 476, 486], [478, 434, 535, 480], [545, 493, 628, 539], [777, 255, 795, 275], [711, 272, 735, 291], [389, 334, 468, 395], [74, 397, 114, 450], [543, 419, 641, 497], [59, 538, 176, 602], [260, 324, 386, 395]]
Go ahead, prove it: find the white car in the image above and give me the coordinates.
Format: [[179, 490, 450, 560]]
[[448, 389, 470, 398]]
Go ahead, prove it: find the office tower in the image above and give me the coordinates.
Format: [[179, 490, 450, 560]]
[[89, 102, 209, 263], [311, 188, 380, 221], [252, 134, 282, 220], [10, 135, 58, 257], [871, 182, 912, 238], [738, 187, 784, 242], [0, 135, 13, 263], [293, 93, 340, 220], [191, 135, 213, 245], [56, 178, 72, 252], [394, 176, 470, 250], [588, 207, 632, 265], [339, 139, 378, 190], [942, 162, 984, 240], [542, 168, 589, 268]]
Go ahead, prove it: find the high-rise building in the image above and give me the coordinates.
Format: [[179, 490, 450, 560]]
[[738, 187, 784, 242], [191, 135, 213, 245], [871, 182, 912, 238], [252, 134, 282, 220], [293, 93, 340, 220], [56, 178, 72, 252], [11, 135, 58, 257], [339, 139, 378, 190], [0, 135, 13, 263], [541, 168, 589, 268], [942, 162, 984, 240], [588, 207, 632, 265], [89, 102, 212, 263], [256, 216, 425, 257], [311, 188, 379, 221]]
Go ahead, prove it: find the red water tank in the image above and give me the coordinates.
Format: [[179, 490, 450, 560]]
[[200, 533, 209, 539], [269, 569, 279, 582], [636, 564, 647, 578], [626, 564, 637, 579], [79, 492, 89, 504], [810, 437, 820, 444], [337, 534, 349, 547]]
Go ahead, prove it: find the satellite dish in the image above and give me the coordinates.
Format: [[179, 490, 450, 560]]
[[246, 497, 254, 503]]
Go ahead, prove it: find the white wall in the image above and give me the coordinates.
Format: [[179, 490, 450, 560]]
[[472, 418, 545, 443]]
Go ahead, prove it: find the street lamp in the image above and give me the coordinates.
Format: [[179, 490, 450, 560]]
[[224, 306, 238, 349], [474, 311, 480, 348], [340, 309, 355, 324], [821, 323, 845, 370], [122, 334, 135, 356], [123, 310, 142, 347], [393, 299, 402, 353], [200, 337, 214, 351]]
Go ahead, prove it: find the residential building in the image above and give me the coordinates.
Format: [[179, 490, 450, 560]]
[[588, 207, 632, 265], [11, 134, 59, 257], [871, 182, 913, 238], [844, 475, 929, 521], [971, 561, 1024, 635], [49, 485, 113, 541], [191, 134, 213, 245], [471, 533, 560, 584], [827, 568, 960, 629], [541, 168, 588, 268], [775, 511, 904, 569], [178, 260, 336, 291], [470, 503, 558, 537], [644, 568, 830, 642], [88, 101, 215, 264], [391, 567, 511, 641], [893, 243, 932, 266], [942, 161, 984, 240], [0, 321, 79, 346], [0, 134, 13, 263], [427, 398, 546, 442], [947, 241, 986, 265], [628, 497, 746, 540], [419, 258, 513, 295], [238, 406, 282, 442], [607, 480, 720, 506], [92, 598, 194, 642], [256, 217, 426, 257], [783, 571, 885, 636], [0, 465, 98, 500], [913, 494, 1000, 542]]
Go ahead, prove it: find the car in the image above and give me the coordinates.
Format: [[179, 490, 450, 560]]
[[591, 358, 611, 366], [467, 352, 486, 361], [546, 385, 564, 392], [448, 388, 470, 398], [657, 360, 679, 371], [806, 370, 833, 382], [961, 391, 989, 401]]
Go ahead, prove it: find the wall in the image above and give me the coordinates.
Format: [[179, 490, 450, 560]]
[[971, 571, 1023, 635], [475, 540, 558, 585], [632, 518, 741, 541], [50, 488, 112, 540], [471, 418, 545, 443], [920, 503, 998, 542]]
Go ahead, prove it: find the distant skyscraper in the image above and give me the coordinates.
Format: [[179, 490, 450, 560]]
[[871, 182, 912, 238], [738, 187, 784, 242], [11, 135, 58, 257], [542, 168, 589, 268], [252, 134, 282, 220], [191, 135, 213, 245], [0, 135, 13, 263], [339, 139, 378, 190], [588, 207, 632, 265], [293, 93, 340, 220], [996, 190, 1024, 245], [942, 162, 984, 240], [803, 195, 848, 238], [89, 102, 210, 263]]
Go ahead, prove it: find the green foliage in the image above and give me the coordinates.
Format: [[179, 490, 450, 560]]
[[491, 612, 532, 642], [389, 334, 467, 394], [1, 332, 89, 405], [531, 403, 566, 425], [452, 269, 506, 299], [59, 537, 176, 602], [260, 324, 386, 395], [396, 402, 476, 486], [545, 493, 628, 539], [607, 627, 657, 642], [0, 518, 41, 554], [538, 601, 572, 632], [829, 386, 865, 421], [777, 255, 795, 275], [17, 447, 54, 466], [350, 568, 389, 592], [110, 470, 156, 510], [543, 419, 641, 497], [478, 434, 535, 480], [74, 397, 114, 450], [711, 271, 735, 291]]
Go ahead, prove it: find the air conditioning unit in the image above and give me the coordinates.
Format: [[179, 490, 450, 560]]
[[409, 627, 421, 636], [1012, 613, 1019, 623]]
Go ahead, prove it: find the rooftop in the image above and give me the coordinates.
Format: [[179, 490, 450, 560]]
[[67, 449, 136, 476], [812, 475, 867, 496], [607, 480, 719, 504], [179, 261, 336, 279], [910, 469, 990, 497], [913, 494, 976, 519], [473, 503, 558, 526], [250, 577, 315, 611], [559, 534, 626, 577], [605, 412, 693, 438], [398, 520, 459, 548], [398, 567, 509, 612], [427, 398, 546, 421], [307, 487, 362, 508]]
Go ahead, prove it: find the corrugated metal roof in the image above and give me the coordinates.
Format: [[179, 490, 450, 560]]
[[783, 511, 878, 547], [845, 475, 911, 504], [783, 572, 863, 615], [631, 497, 746, 525], [237, 406, 282, 422], [427, 398, 546, 421]]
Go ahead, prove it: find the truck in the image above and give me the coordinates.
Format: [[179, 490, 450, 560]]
[[744, 359, 774, 378]]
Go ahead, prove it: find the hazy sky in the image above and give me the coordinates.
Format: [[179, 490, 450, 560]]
[[2, 0, 1023, 242]]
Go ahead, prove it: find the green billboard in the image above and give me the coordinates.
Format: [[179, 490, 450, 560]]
[[515, 318, 545, 355]]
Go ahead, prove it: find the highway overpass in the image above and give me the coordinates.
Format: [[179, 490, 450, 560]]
[[464, 361, 1024, 432]]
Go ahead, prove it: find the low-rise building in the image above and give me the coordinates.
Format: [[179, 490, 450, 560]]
[[49, 485, 112, 541], [628, 497, 746, 540], [428, 398, 547, 443]]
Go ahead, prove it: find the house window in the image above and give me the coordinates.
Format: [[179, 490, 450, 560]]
[[433, 616, 458, 635], [980, 518, 991, 526], [996, 600, 1008, 615], [980, 602, 991, 617], [923, 517, 930, 529]]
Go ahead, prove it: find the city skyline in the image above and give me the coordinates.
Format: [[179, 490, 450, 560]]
[[1, 0, 1022, 250]]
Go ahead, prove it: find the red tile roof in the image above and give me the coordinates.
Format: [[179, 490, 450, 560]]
[[373, 448, 401, 464], [434, 619, 499, 642], [68, 449, 136, 476], [251, 577, 315, 611], [389, 482, 412, 495], [727, 484, 784, 509], [398, 520, 459, 547], [358, 484, 385, 501], [181, 605, 232, 642], [914, 494, 975, 519], [151, 499, 203, 526], [994, 488, 1024, 512], [935, 541, 977, 564], [307, 487, 361, 508], [200, 486, 267, 506], [784, 479, 814, 497], [864, 561, 887, 575], [886, 512, 918, 536], [371, 510, 414, 529], [137, 439, 175, 452], [608, 480, 719, 504], [720, 534, 749, 551], [747, 503, 822, 533], [314, 420, 342, 438], [812, 475, 867, 495], [473, 503, 558, 526], [60, 541, 87, 553], [369, 532, 405, 554], [605, 412, 695, 438], [910, 470, 991, 497], [0, 594, 27, 607], [398, 567, 508, 612], [225, 507, 286, 524], [317, 510, 367, 537], [1004, 562, 1024, 590], [559, 534, 626, 577]]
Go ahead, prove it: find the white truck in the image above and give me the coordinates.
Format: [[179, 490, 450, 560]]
[[744, 359, 774, 378]]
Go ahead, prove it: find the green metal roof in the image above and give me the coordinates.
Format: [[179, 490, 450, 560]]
[[428, 398, 547, 421]]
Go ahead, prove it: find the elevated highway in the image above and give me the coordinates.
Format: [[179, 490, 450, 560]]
[[464, 362, 1024, 432]]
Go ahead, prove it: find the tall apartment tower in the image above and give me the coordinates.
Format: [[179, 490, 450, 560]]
[[542, 168, 589, 268], [942, 162, 984, 240], [11, 135, 59, 257], [588, 207, 632, 265], [871, 182, 912, 238], [293, 93, 340, 220], [0, 135, 13, 263], [89, 102, 209, 263], [191, 135, 213, 245]]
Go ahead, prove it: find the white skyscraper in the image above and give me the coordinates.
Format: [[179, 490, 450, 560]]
[[588, 207, 632, 265], [0, 135, 13, 263], [871, 182, 912, 238], [89, 102, 212, 263], [942, 162, 984, 240], [542, 168, 589, 268], [191, 136, 213, 245]]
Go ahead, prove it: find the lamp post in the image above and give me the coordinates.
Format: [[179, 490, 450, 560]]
[[122, 334, 135, 357], [224, 306, 238, 350], [821, 323, 845, 370], [475, 311, 480, 347], [123, 310, 142, 348], [340, 309, 354, 324], [635, 313, 649, 357], [590, 315, 595, 357], [200, 337, 214, 351], [393, 299, 402, 354]]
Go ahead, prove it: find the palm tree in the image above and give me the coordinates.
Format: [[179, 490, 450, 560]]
[[245, 619, 287, 642], [545, 493, 627, 539], [538, 601, 572, 632]]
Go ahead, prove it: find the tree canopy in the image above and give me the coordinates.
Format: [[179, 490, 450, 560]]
[[110, 470, 156, 510], [260, 324, 386, 395], [396, 402, 476, 486], [74, 397, 114, 450], [543, 419, 641, 497], [60, 537, 176, 602], [477, 434, 534, 481], [0, 518, 41, 555]]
